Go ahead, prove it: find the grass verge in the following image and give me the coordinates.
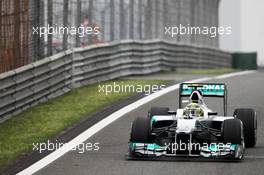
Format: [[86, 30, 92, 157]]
[[0, 79, 168, 169]]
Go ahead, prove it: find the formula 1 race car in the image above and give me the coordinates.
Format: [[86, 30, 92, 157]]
[[128, 83, 257, 160]]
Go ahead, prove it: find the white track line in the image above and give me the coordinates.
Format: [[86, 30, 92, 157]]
[[17, 71, 254, 175]]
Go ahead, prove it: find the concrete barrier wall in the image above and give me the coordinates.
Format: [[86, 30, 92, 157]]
[[0, 40, 231, 122]]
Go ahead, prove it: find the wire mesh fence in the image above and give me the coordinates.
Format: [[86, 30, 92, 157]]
[[1, 0, 220, 73], [0, 0, 29, 73]]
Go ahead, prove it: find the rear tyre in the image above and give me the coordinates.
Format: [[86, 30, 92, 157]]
[[130, 116, 151, 143], [234, 108, 257, 148], [222, 119, 243, 144], [148, 107, 169, 118]]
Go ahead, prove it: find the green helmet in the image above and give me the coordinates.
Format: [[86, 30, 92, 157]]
[[183, 103, 204, 118]]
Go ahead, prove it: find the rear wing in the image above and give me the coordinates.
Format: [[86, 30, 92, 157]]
[[179, 83, 227, 116]]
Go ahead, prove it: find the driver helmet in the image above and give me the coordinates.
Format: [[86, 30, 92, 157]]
[[183, 103, 204, 118]]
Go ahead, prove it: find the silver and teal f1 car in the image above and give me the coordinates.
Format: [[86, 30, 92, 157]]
[[128, 83, 257, 160]]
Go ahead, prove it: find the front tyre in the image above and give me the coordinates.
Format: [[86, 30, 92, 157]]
[[234, 108, 257, 148], [222, 119, 243, 144], [129, 116, 151, 157], [130, 116, 151, 143], [222, 119, 244, 160]]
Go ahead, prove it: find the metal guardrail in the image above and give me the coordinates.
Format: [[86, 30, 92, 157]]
[[0, 40, 231, 122]]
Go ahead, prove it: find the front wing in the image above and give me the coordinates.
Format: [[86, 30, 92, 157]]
[[128, 142, 244, 160]]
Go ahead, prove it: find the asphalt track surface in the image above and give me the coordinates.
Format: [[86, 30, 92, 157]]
[[35, 71, 264, 175]]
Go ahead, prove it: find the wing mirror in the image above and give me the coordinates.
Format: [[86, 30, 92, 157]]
[[168, 111, 177, 115], [208, 112, 218, 116]]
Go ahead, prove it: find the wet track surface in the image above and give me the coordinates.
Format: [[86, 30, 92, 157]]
[[35, 71, 264, 175]]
